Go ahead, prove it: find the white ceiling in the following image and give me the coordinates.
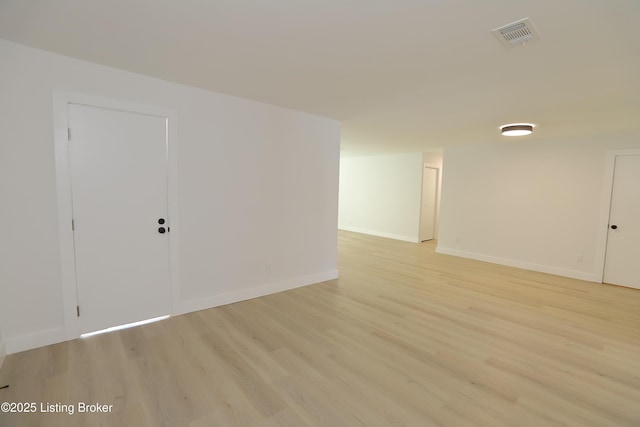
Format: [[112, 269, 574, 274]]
[[1, 0, 639, 156]]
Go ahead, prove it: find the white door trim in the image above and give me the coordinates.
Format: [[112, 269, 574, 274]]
[[53, 91, 180, 340], [595, 148, 640, 283]]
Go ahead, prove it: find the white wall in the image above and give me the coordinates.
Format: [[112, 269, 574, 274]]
[[0, 323, 5, 369], [339, 153, 423, 242], [0, 40, 340, 354], [437, 136, 640, 281], [423, 153, 443, 166]]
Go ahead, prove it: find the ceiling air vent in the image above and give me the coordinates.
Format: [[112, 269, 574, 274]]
[[492, 18, 540, 48]]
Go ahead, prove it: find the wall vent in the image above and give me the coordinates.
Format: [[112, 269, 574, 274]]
[[492, 18, 540, 48]]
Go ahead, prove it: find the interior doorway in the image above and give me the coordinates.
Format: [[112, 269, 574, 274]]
[[419, 164, 439, 242], [603, 153, 640, 289], [53, 92, 179, 339]]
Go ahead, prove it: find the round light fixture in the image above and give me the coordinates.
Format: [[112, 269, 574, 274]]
[[500, 123, 534, 136]]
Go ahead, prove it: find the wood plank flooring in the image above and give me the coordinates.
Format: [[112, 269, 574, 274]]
[[1, 230, 639, 426]]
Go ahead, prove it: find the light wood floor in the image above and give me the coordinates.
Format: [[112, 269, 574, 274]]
[[1, 231, 639, 426]]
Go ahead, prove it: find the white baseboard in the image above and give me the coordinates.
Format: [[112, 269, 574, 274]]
[[1, 271, 339, 355], [435, 246, 600, 282], [4, 327, 67, 355], [338, 226, 419, 243], [178, 269, 339, 315]]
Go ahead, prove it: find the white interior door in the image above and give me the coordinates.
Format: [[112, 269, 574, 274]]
[[69, 103, 171, 333], [419, 165, 438, 241], [603, 154, 640, 289]]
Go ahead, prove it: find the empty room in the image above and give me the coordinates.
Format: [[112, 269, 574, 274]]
[[1, 1, 639, 426]]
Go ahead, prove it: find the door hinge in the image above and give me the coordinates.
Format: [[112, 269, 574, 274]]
[[67, 128, 71, 141], [76, 305, 80, 317], [71, 219, 75, 231]]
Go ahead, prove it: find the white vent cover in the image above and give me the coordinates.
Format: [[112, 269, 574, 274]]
[[492, 18, 540, 47]]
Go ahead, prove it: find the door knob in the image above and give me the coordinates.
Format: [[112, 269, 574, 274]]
[[158, 227, 166, 234], [158, 218, 165, 225], [610, 224, 618, 230]]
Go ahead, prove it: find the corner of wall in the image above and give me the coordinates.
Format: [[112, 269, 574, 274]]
[[3, 328, 67, 356]]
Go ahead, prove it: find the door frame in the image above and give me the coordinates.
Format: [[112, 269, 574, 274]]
[[53, 91, 180, 340], [419, 163, 440, 242], [419, 162, 440, 242], [595, 148, 640, 283]]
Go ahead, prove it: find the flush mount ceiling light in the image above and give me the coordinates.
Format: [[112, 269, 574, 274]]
[[500, 123, 534, 136]]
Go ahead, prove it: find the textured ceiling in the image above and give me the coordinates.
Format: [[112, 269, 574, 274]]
[[1, 0, 639, 155]]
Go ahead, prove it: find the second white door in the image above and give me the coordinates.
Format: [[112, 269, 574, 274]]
[[603, 154, 640, 289], [68, 103, 172, 334]]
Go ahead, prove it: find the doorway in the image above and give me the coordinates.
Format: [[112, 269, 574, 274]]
[[419, 165, 439, 242], [603, 153, 640, 289], [54, 92, 179, 338]]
